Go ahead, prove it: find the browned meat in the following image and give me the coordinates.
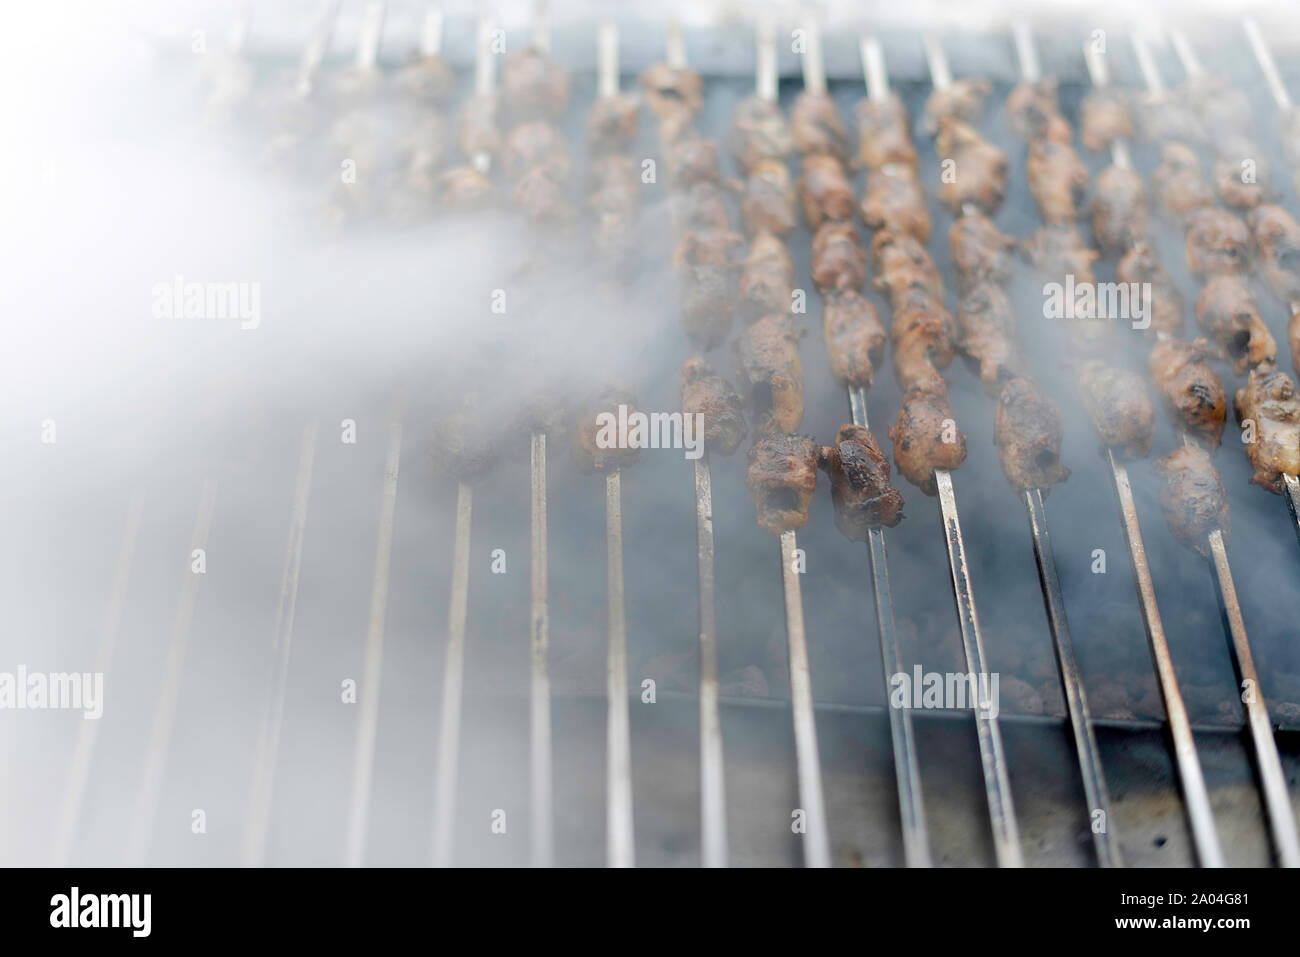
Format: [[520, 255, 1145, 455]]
[[512, 167, 572, 225], [589, 155, 640, 275], [822, 290, 886, 388], [798, 154, 856, 229], [740, 158, 797, 236], [666, 136, 723, 189], [1116, 243, 1184, 337], [395, 54, 456, 106], [1184, 206, 1251, 279], [1135, 95, 1207, 146], [935, 118, 1008, 215], [1076, 360, 1155, 458], [737, 231, 794, 323], [1186, 73, 1253, 141], [735, 314, 805, 433], [680, 358, 746, 457], [746, 433, 819, 534], [1282, 107, 1300, 168], [1195, 275, 1278, 372], [588, 93, 640, 153], [860, 165, 931, 243], [431, 404, 498, 482], [955, 282, 1022, 395], [572, 386, 641, 472], [1249, 203, 1300, 304], [1024, 225, 1099, 286], [950, 212, 1019, 294], [640, 63, 703, 131], [517, 386, 568, 438], [674, 229, 742, 348], [1234, 366, 1300, 492], [1148, 338, 1227, 448], [1212, 136, 1272, 210], [503, 121, 571, 183], [922, 78, 992, 135], [1090, 165, 1147, 255], [1079, 88, 1133, 151], [851, 94, 918, 170], [729, 95, 794, 172], [811, 220, 866, 293], [1152, 142, 1214, 224], [675, 182, 731, 231], [504, 46, 570, 121], [818, 425, 905, 538], [437, 165, 494, 211], [458, 94, 501, 162], [994, 377, 1070, 492], [791, 92, 849, 159], [870, 230, 944, 308], [1006, 78, 1061, 140], [889, 381, 967, 496], [1153, 445, 1229, 556], [891, 287, 957, 372], [1027, 134, 1088, 225]]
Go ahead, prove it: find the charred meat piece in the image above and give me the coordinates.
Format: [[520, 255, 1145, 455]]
[[994, 377, 1070, 492], [1184, 206, 1251, 279], [922, 78, 992, 135], [822, 290, 886, 388], [588, 93, 640, 153], [1079, 87, 1133, 152], [1135, 95, 1207, 146], [798, 154, 856, 229], [819, 425, 905, 538], [889, 381, 967, 496], [503, 121, 571, 183], [1186, 73, 1253, 141], [729, 95, 794, 172], [1212, 136, 1272, 210], [1148, 338, 1227, 448], [741, 158, 798, 237], [504, 46, 570, 121], [640, 63, 703, 129], [394, 54, 456, 106], [1195, 275, 1278, 372], [589, 156, 640, 275], [1076, 360, 1155, 458], [431, 404, 498, 482], [675, 182, 732, 232], [735, 313, 805, 433], [738, 231, 795, 323], [936, 119, 1008, 215], [891, 286, 958, 374], [1027, 133, 1088, 225], [1006, 77, 1061, 140], [860, 164, 931, 243], [746, 433, 819, 534], [1152, 142, 1214, 224], [950, 212, 1019, 294], [1117, 243, 1184, 337], [1153, 446, 1229, 555], [851, 94, 918, 170], [680, 358, 747, 457], [1024, 224, 1099, 286], [666, 136, 723, 189], [1234, 366, 1300, 492], [955, 282, 1023, 395], [512, 167, 572, 225], [791, 92, 849, 159], [871, 230, 944, 308], [572, 386, 641, 472], [811, 220, 867, 294], [437, 165, 495, 211], [1090, 165, 1147, 255], [674, 229, 742, 348], [1249, 203, 1300, 304], [458, 94, 501, 163]]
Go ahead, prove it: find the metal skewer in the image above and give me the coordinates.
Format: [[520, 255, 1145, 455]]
[[297, 0, 342, 96], [909, 35, 1023, 869], [604, 468, 635, 867]]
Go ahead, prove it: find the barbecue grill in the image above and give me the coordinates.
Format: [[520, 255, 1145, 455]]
[[8, 1, 1300, 870]]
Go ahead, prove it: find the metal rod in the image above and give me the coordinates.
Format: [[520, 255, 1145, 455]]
[[432, 481, 473, 867], [1286, 475, 1300, 552], [694, 456, 728, 868], [343, 421, 403, 868], [51, 490, 144, 866], [1132, 32, 1166, 99], [1012, 22, 1040, 82], [756, 15, 778, 103], [297, 0, 342, 96], [354, 0, 386, 70], [597, 22, 619, 99], [860, 36, 888, 102], [1242, 17, 1293, 111], [1169, 29, 1204, 78], [800, 20, 826, 97], [666, 19, 686, 70], [530, 0, 550, 53], [125, 478, 219, 867], [605, 469, 635, 867], [242, 422, 318, 867], [419, 4, 443, 58], [529, 433, 554, 867]]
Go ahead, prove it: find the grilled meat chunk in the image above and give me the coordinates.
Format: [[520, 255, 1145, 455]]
[[674, 229, 742, 348], [994, 377, 1070, 492], [504, 46, 570, 121], [735, 314, 805, 433], [588, 93, 640, 153], [512, 167, 572, 225], [851, 93, 917, 170], [955, 282, 1023, 395], [791, 92, 849, 159], [1152, 142, 1214, 224], [1186, 73, 1253, 140], [458, 94, 501, 164], [811, 220, 867, 294], [822, 290, 886, 388], [680, 358, 746, 457], [1148, 338, 1227, 448], [860, 164, 931, 243], [890, 381, 967, 496], [891, 286, 957, 373], [819, 425, 905, 538], [1249, 203, 1300, 304], [798, 154, 856, 229], [431, 405, 498, 482], [740, 158, 797, 236], [589, 155, 640, 275], [729, 95, 794, 172], [1027, 133, 1088, 225], [1234, 366, 1300, 493], [1076, 360, 1155, 458], [738, 231, 795, 323], [666, 136, 723, 189], [950, 212, 1019, 294], [1153, 445, 1229, 556], [746, 433, 819, 534], [395, 54, 456, 106], [1006, 77, 1061, 140], [1079, 87, 1133, 151], [436, 166, 495, 211], [503, 121, 571, 183], [922, 78, 992, 135], [936, 119, 1008, 215], [1185, 206, 1251, 279], [640, 63, 703, 132], [1195, 276, 1278, 372], [871, 230, 944, 308], [573, 386, 641, 472], [1136, 95, 1207, 146], [1116, 243, 1184, 337], [1090, 165, 1147, 255], [675, 182, 731, 231], [1212, 136, 1272, 210]]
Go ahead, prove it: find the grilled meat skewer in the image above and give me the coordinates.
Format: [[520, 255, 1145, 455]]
[[889, 380, 967, 496], [737, 231, 795, 323], [950, 211, 1019, 294], [746, 433, 819, 533], [852, 93, 918, 170], [798, 153, 856, 229], [1090, 165, 1148, 256], [935, 119, 1008, 215], [860, 164, 931, 242], [736, 313, 805, 433], [1076, 360, 1155, 458], [729, 95, 794, 173], [1148, 338, 1228, 449], [1195, 275, 1279, 373], [1234, 366, 1300, 493], [1249, 203, 1300, 304], [791, 91, 849, 160], [823, 290, 886, 388], [818, 425, 905, 538], [680, 358, 746, 457], [994, 377, 1070, 493], [955, 282, 1023, 395], [1079, 87, 1133, 152], [1153, 444, 1231, 556], [1116, 242, 1185, 337], [921, 77, 992, 135]]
